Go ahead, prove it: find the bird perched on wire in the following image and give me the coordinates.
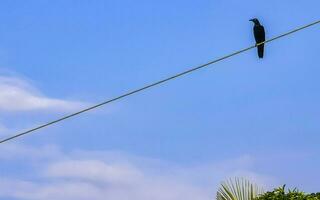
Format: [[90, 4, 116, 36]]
[[250, 18, 265, 58]]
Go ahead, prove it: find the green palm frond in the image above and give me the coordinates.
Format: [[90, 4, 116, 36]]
[[217, 177, 264, 200]]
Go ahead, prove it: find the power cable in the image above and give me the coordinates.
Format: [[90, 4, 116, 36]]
[[1, 19, 319, 144]]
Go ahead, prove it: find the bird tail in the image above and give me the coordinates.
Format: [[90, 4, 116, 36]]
[[257, 44, 264, 58]]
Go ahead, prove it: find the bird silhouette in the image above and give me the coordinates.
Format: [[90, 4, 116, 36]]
[[250, 18, 265, 58]]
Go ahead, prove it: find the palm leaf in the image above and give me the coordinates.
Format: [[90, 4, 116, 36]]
[[217, 177, 264, 200]]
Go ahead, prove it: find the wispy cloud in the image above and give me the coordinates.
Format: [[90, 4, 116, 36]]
[[0, 123, 8, 131], [0, 144, 277, 200], [0, 76, 86, 112], [0, 123, 9, 136]]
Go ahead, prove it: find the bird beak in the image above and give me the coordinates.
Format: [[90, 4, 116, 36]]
[[249, 19, 254, 22]]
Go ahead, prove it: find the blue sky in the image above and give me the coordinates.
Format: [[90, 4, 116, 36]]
[[0, 0, 320, 199]]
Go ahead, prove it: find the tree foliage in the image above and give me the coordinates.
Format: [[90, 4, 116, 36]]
[[255, 185, 320, 200]]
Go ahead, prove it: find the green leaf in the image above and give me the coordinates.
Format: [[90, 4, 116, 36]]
[[217, 178, 264, 200]]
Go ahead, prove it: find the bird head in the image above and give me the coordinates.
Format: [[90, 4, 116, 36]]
[[249, 18, 261, 25]]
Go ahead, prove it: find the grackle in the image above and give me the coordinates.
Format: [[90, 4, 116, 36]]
[[250, 18, 265, 58]]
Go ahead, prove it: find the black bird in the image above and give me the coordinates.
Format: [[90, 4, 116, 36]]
[[250, 18, 265, 58]]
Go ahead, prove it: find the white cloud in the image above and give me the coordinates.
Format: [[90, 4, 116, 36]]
[[46, 160, 144, 184], [0, 144, 277, 200], [0, 76, 86, 112], [0, 123, 8, 135], [0, 123, 16, 137], [0, 143, 63, 161]]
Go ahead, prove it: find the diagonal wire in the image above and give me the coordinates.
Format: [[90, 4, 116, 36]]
[[1, 19, 319, 144]]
